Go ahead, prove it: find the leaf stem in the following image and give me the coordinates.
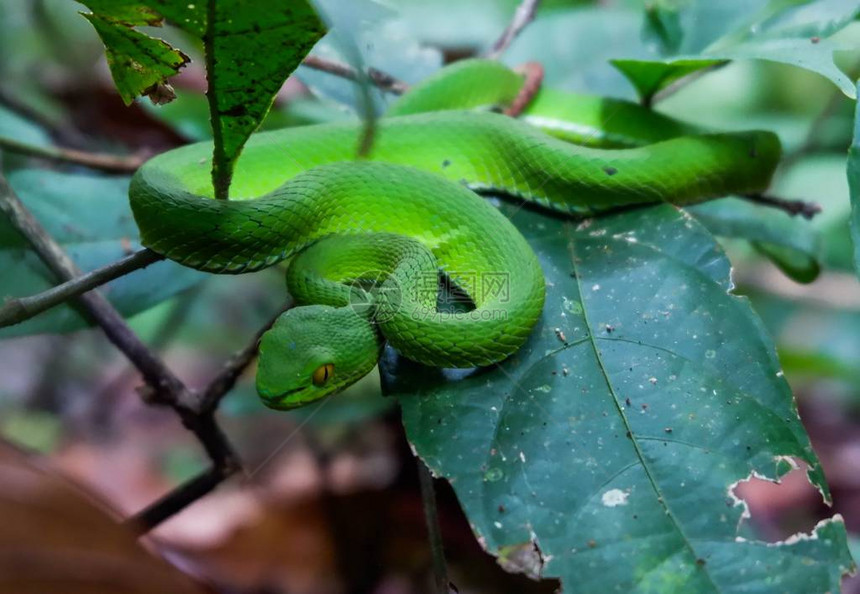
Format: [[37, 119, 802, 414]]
[[417, 458, 452, 593], [204, 0, 230, 200]]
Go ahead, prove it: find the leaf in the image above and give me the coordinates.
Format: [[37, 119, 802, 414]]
[[203, 0, 326, 197], [610, 58, 726, 103], [0, 170, 205, 338], [687, 198, 822, 283], [848, 80, 860, 279], [0, 440, 205, 593], [75, 0, 164, 26], [80, 11, 189, 105], [612, 0, 860, 102], [382, 203, 853, 591]]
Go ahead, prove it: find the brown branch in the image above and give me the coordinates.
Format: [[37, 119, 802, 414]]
[[124, 465, 228, 534], [742, 193, 822, 220], [198, 300, 293, 415], [302, 55, 410, 95], [0, 249, 164, 328], [0, 135, 145, 173], [0, 173, 242, 529], [486, 0, 541, 60]]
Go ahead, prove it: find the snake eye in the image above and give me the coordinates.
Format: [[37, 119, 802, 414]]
[[312, 363, 335, 387]]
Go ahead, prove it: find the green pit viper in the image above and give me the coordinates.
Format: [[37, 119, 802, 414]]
[[130, 59, 781, 409]]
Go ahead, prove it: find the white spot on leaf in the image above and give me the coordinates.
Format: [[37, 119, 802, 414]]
[[601, 489, 629, 507]]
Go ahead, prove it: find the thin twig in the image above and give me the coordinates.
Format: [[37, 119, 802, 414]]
[[0, 249, 164, 328], [90, 285, 204, 430], [0, 174, 241, 526], [486, 0, 541, 60], [417, 458, 452, 594], [198, 300, 293, 414], [0, 174, 183, 397], [742, 193, 821, 220], [302, 55, 410, 95], [0, 135, 145, 172], [124, 465, 227, 534]]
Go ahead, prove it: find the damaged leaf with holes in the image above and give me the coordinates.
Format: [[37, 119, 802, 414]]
[[383, 203, 854, 591], [78, 1, 191, 105], [80, 0, 327, 198]]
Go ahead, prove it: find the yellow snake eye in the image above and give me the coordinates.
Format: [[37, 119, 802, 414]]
[[312, 363, 335, 387]]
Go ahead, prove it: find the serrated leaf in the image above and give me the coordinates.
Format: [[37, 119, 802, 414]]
[[688, 198, 822, 283], [0, 170, 205, 338], [382, 203, 853, 591], [848, 81, 860, 279], [82, 12, 188, 105], [204, 0, 326, 197]]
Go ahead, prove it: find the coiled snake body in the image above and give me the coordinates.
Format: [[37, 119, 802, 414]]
[[130, 60, 780, 409]]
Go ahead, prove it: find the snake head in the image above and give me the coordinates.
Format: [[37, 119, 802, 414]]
[[256, 305, 383, 410]]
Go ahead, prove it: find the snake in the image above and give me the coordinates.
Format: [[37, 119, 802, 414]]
[[129, 59, 781, 410]]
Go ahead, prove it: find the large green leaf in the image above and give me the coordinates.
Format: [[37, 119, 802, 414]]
[[612, 0, 860, 102], [848, 81, 860, 278], [201, 0, 326, 197], [383, 203, 853, 591], [0, 170, 205, 337]]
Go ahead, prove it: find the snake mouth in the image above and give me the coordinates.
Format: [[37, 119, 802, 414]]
[[259, 386, 308, 410]]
